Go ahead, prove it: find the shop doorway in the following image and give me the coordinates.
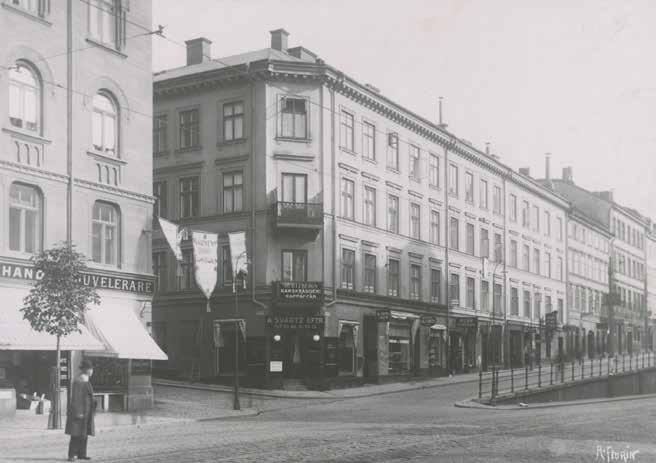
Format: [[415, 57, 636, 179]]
[[280, 332, 321, 379], [509, 331, 522, 368], [449, 332, 463, 373], [588, 331, 595, 358], [363, 316, 378, 378]]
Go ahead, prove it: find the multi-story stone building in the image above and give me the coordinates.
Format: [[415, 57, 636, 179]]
[[151, 29, 569, 388], [541, 168, 648, 356], [0, 0, 164, 415], [645, 224, 656, 350]]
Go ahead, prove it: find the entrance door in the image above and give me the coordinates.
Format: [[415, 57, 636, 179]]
[[363, 316, 378, 378], [449, 332, 463, 373]]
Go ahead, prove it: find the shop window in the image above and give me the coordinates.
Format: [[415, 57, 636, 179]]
[[9, 183, 42, 254], [388, 323, 411, 375], [428, 329, 445, 370]]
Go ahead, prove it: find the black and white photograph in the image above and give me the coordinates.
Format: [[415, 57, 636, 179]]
[[0, 1, 655, 461]]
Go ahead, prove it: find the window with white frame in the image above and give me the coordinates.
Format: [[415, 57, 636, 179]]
[[178, 249, 195, 290], [480, 280, 490, 312], [465, 172, 474, 203], [480, 228, 489, 258], [449, 217, 459, 251], [11, 0, 39, 14], [223, 171, 243, 213], [522, 200, 530, 228], [545, 252, 552, 278], [88, 0, 120, 47], [544, 210, 551, 236], [362, 121, 376, 160], [429, 153, 439, 188], [92, 201, 119, 266], [511, 287, 519, 315], [466, 277, 475, 309], [510, 240, 518, 267], [479, 179, 488, 209], [522, 244, 530, 271], [341, 248, 355, 289], [533, 205, 540, 232], [9, 63, 40, 132], [153, 181, 167, 218], [387, 132, 399, 170], [152, 251, 168, 292], [410, 264, 422, 300], [153, 115, 168, 154], [409, 144, 420, 179], [534, 248, 541, 274], [92, 92, 118, 156], [509, 194, 517, 222], [363, 253, 376, 293], [410, 203, 420, 239], [523, 290, 531, 318], [364, 186, 376, 226], [179, 176, 199, 218], [494, 233, 502, 262], [281, 173, 307, 204], [430, 210, 440, 245], [340, 110, 355, 151], [9, 183, 42, 254], [282, 250, 307, 282], [387, 194, 399, 233], [280, 97, 308, 139], [493, 186, 502, 214], [448, 164, 458, 196], [341, 178, 355, 219], [223, 101, 244, 141], [466, 223, 475, 255], [179, 109, 199, 149], [430, 268, 441, 303], [387, 258, 400, 296]]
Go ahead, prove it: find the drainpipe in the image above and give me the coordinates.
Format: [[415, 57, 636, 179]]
[[444, 137, 453, 374], [66, 0, 73, 247], [501, 171, 508, 368], [325, 84, 338, 308]]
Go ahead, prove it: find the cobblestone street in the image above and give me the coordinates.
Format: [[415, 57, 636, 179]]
[[2, 381, 655, 462]]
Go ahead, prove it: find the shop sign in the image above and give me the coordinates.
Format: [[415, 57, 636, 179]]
[[0, 262, 154, 294], [269, 361, 283, 372], [131, 360, 152, 375], [455, 317, 477, 329], [274, 281, 323, 304], [545, 311, 558, 331], [265, 315, 325, 330], [420, 315, 438, 327], [376, 309, 391, 322]]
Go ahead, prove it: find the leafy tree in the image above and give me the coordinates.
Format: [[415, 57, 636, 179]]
[[21, 244, 100, 429]]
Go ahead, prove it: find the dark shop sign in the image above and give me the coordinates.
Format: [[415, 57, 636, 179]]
[[0, 262, 154, 294], [376, 309, 391, 323], [274, 281, 323, 304], [455, 317, 477, 329], [420, 315, 438, 327], [265, 315, 325, 330]]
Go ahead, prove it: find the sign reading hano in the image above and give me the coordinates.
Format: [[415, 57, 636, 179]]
[[192, 231, 219, 312], [0, 261, 154, 294], [420, 315, 438, 327], [274, 281, 323, 304], [265, 315, 325, 330], [455, 317, 477, 329]]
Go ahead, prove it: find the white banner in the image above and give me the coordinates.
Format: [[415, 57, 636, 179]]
[[192, 231, 219, 306], [157, 216, 184, 262], [228, 231, 248, 279]]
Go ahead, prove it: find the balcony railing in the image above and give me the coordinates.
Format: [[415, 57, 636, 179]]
[[272, 201, 323, 230]]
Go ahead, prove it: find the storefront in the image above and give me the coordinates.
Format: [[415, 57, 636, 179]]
[[449, 316, 477, 373], [0, 262, 166, 417]]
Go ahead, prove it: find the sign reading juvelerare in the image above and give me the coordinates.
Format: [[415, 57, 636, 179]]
[[0, 261, 154, 294]]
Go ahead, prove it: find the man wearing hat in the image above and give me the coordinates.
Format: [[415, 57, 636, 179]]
[[65, 359, 96, 461]]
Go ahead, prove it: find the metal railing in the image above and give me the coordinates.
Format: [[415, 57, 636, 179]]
[[479, 351, 655, 402], [273, 201, 323, 226]]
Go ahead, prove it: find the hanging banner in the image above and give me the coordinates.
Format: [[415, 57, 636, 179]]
[[158, 216, 184, 262], [192, 231, 219, 312], [228, 231, 248, 281]]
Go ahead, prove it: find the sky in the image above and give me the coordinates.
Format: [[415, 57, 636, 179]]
[[152, 0, 656, 220]]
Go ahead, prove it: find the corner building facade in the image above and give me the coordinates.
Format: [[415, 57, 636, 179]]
[[152, 30, 569, 388], [0, 0, 164, 416]]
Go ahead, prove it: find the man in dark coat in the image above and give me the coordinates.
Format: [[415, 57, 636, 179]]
[[65, 359, 95, 461]]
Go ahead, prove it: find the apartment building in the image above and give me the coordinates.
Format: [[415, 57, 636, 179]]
[[542, 168, 649, 356], [151, 29, 571, 388], [565, 209, 611, 359], [0, 0, 164, 415], [646, 227, 656, 350]]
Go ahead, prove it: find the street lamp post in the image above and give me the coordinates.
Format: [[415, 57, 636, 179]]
[[232, 251, 249, 411], [484, 243, 505, 371]]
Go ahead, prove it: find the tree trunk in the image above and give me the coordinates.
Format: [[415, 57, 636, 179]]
[[49, 335, 62, 429]]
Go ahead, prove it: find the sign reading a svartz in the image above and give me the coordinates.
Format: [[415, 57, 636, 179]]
[[0, 261, 154, 294]]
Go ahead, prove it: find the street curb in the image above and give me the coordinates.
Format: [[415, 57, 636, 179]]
[[454, 392, 656, 411], [153, 377, 480, 400]]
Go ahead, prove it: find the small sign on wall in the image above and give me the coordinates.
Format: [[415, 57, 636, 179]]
[[269, 361, 283, 373]]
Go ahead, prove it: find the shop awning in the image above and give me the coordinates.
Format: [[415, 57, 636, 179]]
[[84, 300, 167, 361], [0, 290, 104, 351], [430, 324, 447, 331]]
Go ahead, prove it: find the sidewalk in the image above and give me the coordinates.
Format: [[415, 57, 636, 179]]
[[153, 371, 482, 400]]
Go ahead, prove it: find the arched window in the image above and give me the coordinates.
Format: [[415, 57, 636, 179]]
[[92, 92, 118, 156], [92, 201, 119, 265], [9, 183, 42, 253], [9, 63, 40, 132]]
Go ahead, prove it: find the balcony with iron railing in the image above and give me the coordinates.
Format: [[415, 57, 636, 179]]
[[272, 201, 323, 234]]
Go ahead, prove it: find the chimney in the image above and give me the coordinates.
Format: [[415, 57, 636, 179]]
[[270, 28, 289, 52], [562, 166, 573, 183], [596, 190, 614, 203], [519, 167, 531, 177], [438, 97, 448, 129], [485, 142, 490, 155], [185, 38, 212, 66], [545, 153, 551, 180]]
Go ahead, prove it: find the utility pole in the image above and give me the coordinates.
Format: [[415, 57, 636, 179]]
[[233, 269, 241, 411]]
